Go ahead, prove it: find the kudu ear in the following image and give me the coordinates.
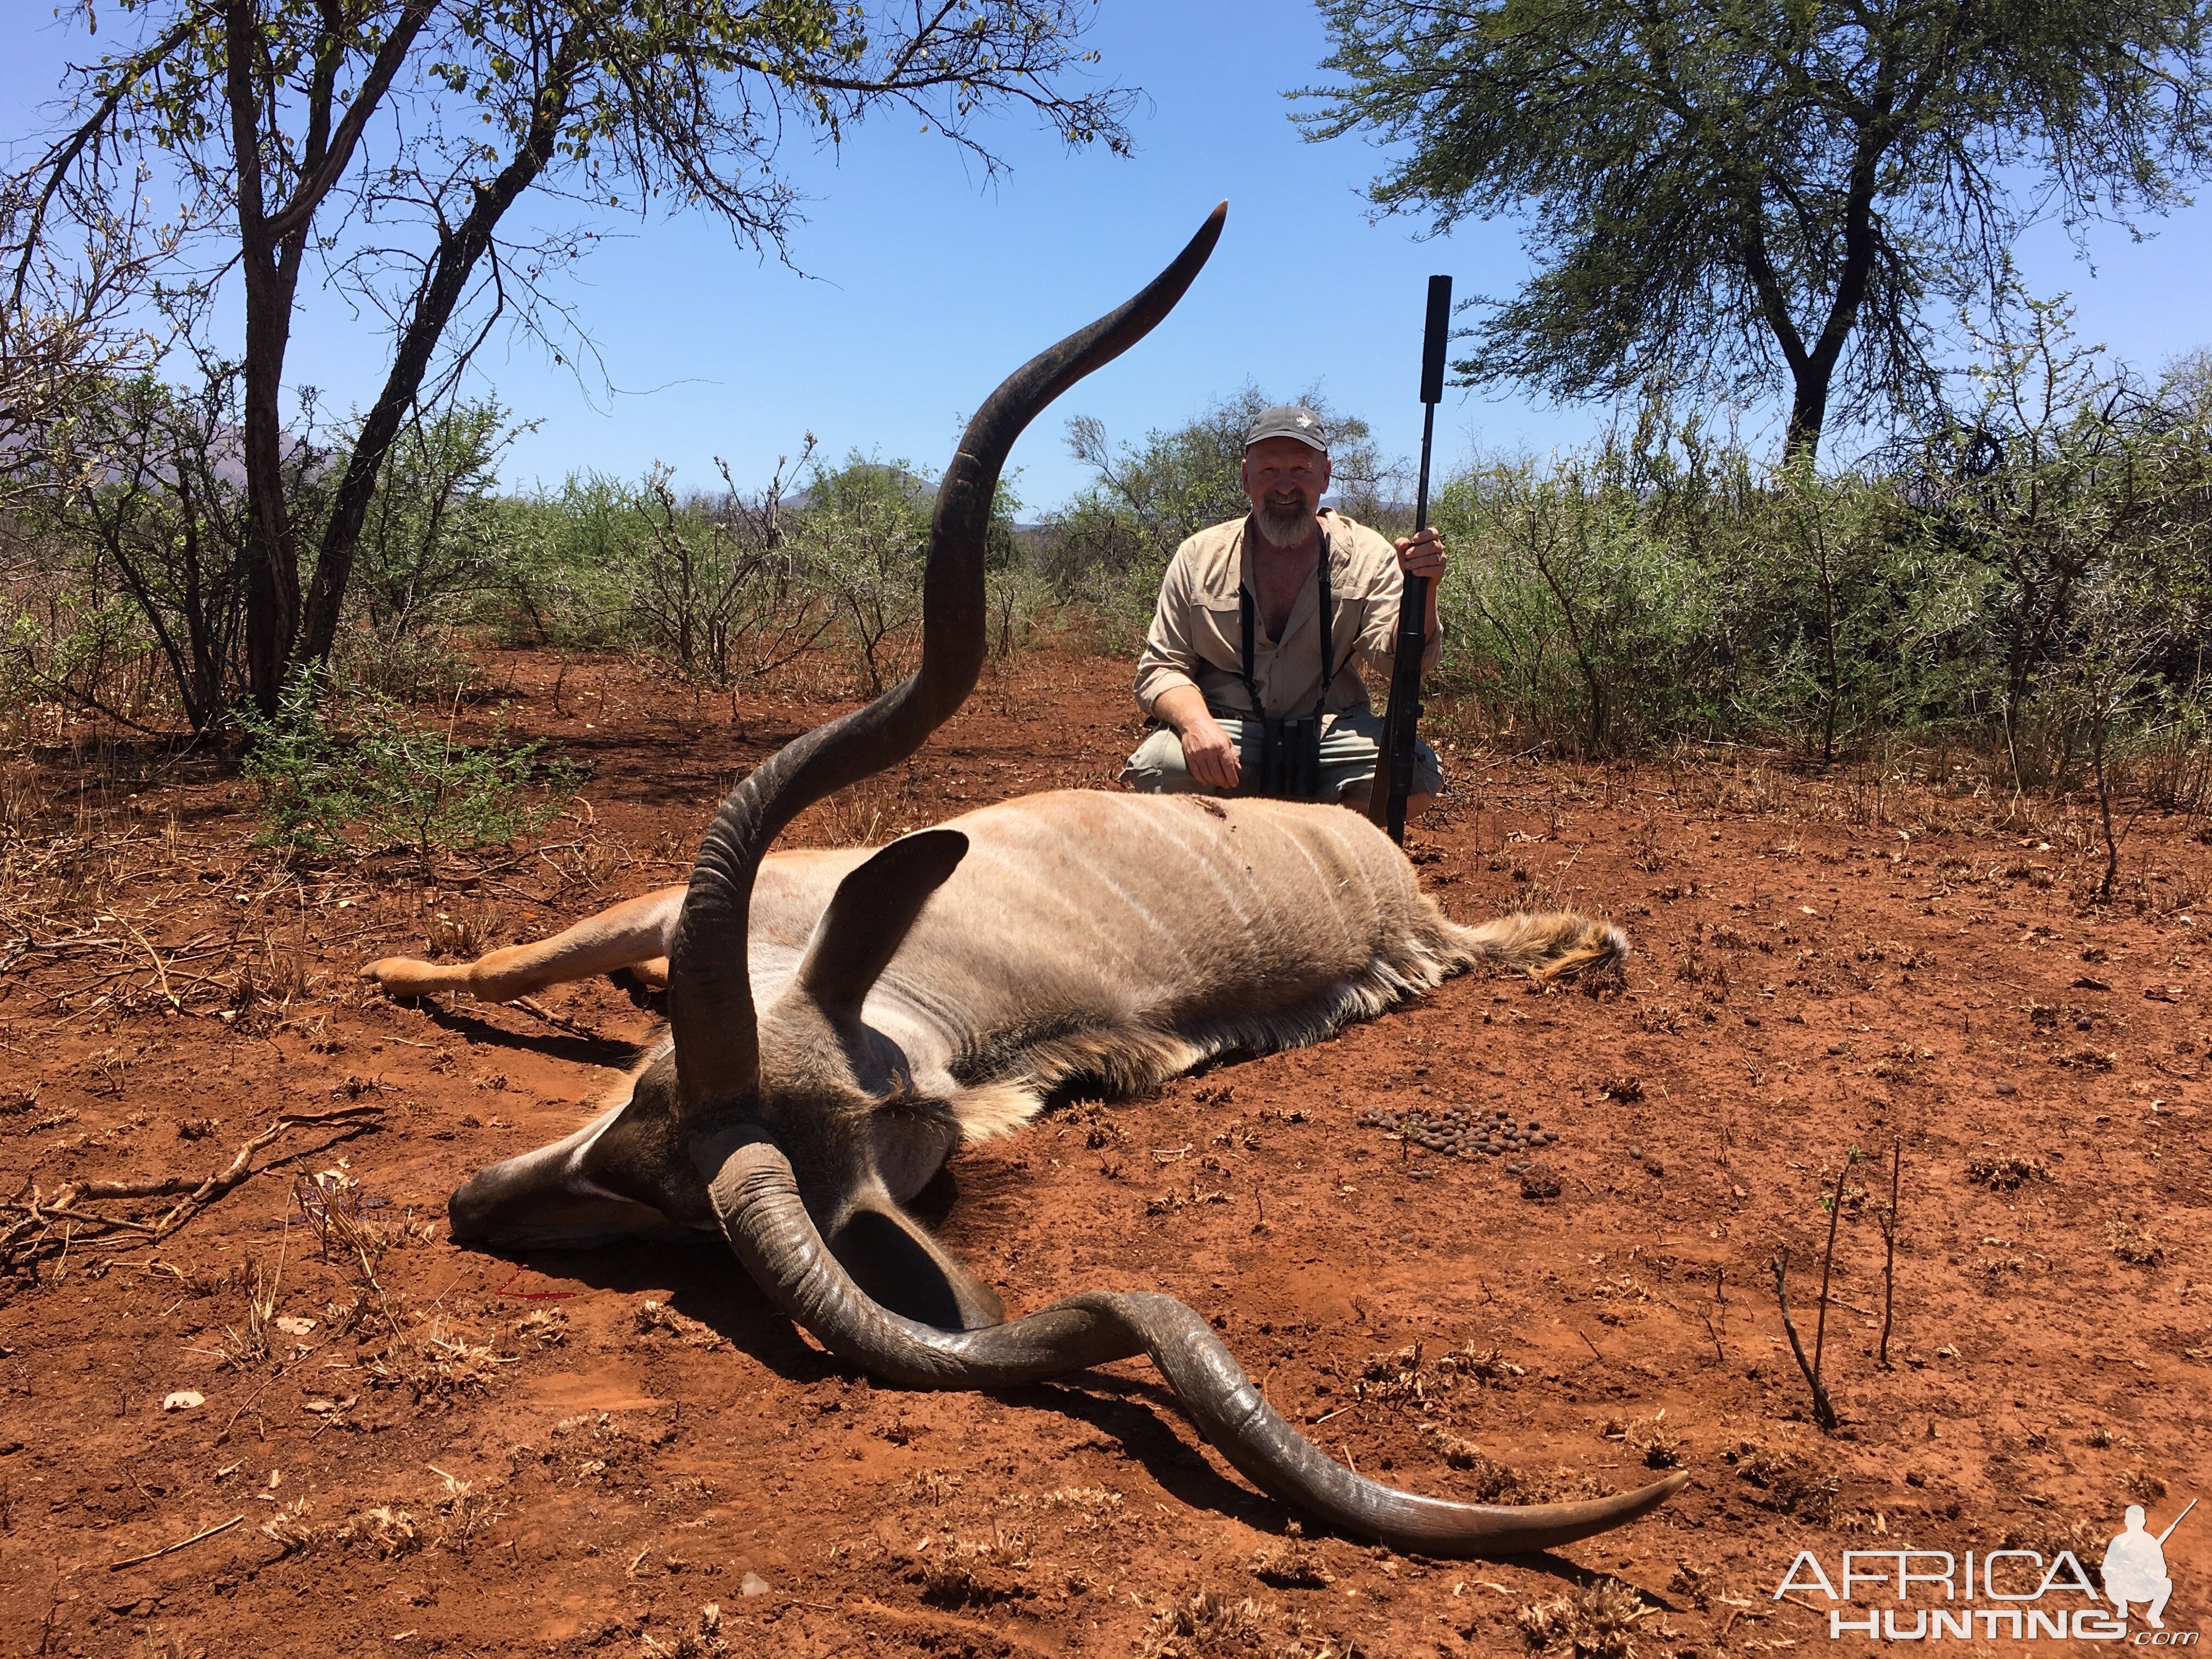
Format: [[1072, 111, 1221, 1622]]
[[828, 1198, 1006, 1331], [794, 829, 969, 1015], [692, 1118, 1005, 1332]]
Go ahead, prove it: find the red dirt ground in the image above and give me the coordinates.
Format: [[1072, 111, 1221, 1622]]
[[1, 644, 2205, 1659]]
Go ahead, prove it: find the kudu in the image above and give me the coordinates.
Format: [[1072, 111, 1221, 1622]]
[[362, 205, 1687, 1555]]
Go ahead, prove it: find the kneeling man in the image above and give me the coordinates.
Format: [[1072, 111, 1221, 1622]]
[[1122, 405, 1447, 814], [2102, 1505, 2175, 1628]]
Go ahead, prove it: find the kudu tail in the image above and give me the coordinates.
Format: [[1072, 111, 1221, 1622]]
[[1455, 911, 1628, 982]]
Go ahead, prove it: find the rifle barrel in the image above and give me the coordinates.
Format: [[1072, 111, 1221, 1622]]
[[2156, 1496, 2197, 1544], [1367, 274, 1452, 842]]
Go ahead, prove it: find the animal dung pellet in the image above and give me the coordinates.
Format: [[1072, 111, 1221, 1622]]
[[162, 1390, 205, 1412], [1355, 1104, 1559, 1161]]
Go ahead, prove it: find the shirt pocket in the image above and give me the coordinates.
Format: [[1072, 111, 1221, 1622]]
[[1195, 599, 1246, 675]]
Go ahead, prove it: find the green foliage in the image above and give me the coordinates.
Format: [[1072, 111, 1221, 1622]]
[[1430, 445, 1719, 755], [1302, 0, 2212, 456], [795, 455, 940, 695], [1419, 335, 2212, 763], [488, 475, 663, 652], [238, 673, 583, 862], [1912, 285, 2212, 789], [7, 365, 314, 731], [352, 398, 537, 642], [8, 298, 2205, 831], [14, 0, 1133, 708], [613, 455, 832, 684]]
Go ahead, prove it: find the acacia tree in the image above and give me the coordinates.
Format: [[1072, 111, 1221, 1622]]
[[11, 0, 1131, 715], [1, 176, 168, 514], [1302, 0, 2212, 460]]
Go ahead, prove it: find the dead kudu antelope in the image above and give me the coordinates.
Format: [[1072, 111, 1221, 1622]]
[[362, 206, 1686, 1555]]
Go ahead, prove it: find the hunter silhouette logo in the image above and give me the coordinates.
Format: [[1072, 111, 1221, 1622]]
[[2108, 1500, 2194, 1630], [1771, 1492, 2197, 1642]]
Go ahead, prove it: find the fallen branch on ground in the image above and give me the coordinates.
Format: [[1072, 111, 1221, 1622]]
[[108, 1514, 244, 1571], [0, 1104, 387, 1273]]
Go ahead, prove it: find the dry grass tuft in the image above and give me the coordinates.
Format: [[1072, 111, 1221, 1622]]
[[1249, 1522, 1333, 1588], [1035, 1485, 1124, 1534], [1666, 1560, 1711, 1611], [1726, 1440, 1840, 1523], [2000, 1512, 2102, 1562], [1628, 818, 1667, 873], [228, 932, 312, 1028], [640, 1607, 731, 1659], [216, 1251, 283, 1372], [2104, 1209, 2166, 1266], [1967, 1155, 2049, 1192], [2123, 1467, 2169, 1502], [1434, 1436, 1610, 1504], [913, 1523, 1031, 1607], [1516, 1578, 1648, 1658], [634, 1298, 727, 1348], [295, 1170, 436, 1271], [800, 769, 930, 849], [510, 1308, 568, 1348], [364, 1310, 505, 1401], [338, 1504, 422, 1558], [1354, 1341, 1525, 1419], [898, 1468, 964, 1506], [432, 1467, 501, 1547], [258, 1498, 319, 1555], [425, 906, 501, 961], [1137, 1589, 1270, 1658], [1601, 1413, 1684, 1469]]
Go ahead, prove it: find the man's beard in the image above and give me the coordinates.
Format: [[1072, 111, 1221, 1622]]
[[1254, 494, 1316, 548]]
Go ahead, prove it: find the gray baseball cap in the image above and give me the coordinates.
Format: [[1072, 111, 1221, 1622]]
[[1245, 405, 1329, 454]]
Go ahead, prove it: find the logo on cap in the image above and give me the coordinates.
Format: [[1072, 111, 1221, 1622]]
[[1246, 405, 1330, 453]]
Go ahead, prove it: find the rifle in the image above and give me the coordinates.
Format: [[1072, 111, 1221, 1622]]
[[1365, 273, 1452, 843], [2157, 1497, 2197, 1545]]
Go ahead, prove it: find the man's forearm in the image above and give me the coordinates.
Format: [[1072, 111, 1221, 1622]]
[[1152, 683, 1216, 737]]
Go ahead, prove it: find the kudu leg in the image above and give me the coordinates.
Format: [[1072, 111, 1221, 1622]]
[[360, 887, 684, 1001]]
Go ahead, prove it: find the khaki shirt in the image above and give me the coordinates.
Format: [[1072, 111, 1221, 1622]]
[[1132, 510, 1443, 721]]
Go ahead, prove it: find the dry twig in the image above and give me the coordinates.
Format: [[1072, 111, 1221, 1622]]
[[1771, 1248, 1839, 1432], [1877, 1138, 1901, 1368], [1, 1104, 386, 1273], [1811, 1150, 1857, 1386], [108, 1513, 244, 1571]]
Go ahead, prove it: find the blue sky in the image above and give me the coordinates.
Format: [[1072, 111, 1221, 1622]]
[[8, 1, 2212, 511]]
